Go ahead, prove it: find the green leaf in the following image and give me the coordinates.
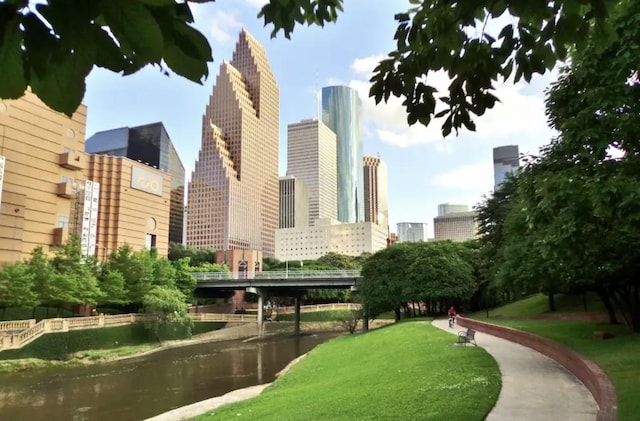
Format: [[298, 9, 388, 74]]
[[0, 16, 27, 99], [163, 43, 208, 83], [102, 0, 164, 62]]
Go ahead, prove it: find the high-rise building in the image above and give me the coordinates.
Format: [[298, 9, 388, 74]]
[[86, 122, 185, 244], [321, 86, 363, 223], [187, 30, 279, 256], [438, 203, 469, 216], [493, 145, 519, 189], [433, 211, 478, 241], [279, 176, 309, 229], [396, 222, 427, 243], [287, 119, 337, 225], [363, 155, 389, 226]]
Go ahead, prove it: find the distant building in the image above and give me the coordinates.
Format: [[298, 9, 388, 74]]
[[397, 222, 427, 243], [433, 211, 477, 241], [279, 176, 309, 229], [86, 122, 185, 245], [437, 203, 469, 216], [389, 232, 400, 245], [493, 145, 519, 189], [363, 156, 389, 226], [287, 119, 337, 225], [322, 85, 364, 223], [186, 30, 279, 256], [275, 218, 388, 260]]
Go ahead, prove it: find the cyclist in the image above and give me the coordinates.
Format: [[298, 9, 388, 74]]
[[448, 306, 457, 328]]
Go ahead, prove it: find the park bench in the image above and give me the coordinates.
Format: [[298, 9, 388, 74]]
[[457, 328, 477, 346]]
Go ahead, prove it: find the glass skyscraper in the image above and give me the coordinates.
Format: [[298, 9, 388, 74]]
[[493, 145, 520, 189], [321, 86, 364, 223]]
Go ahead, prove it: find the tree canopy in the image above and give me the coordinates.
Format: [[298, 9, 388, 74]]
[[0, 0, 617, 135]]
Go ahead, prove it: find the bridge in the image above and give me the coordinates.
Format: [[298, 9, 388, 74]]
[[192, 270, 362, 334]]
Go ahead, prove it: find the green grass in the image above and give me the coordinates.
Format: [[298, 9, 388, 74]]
[[193, 321, 501, 421], [471, 292, 604, 318]]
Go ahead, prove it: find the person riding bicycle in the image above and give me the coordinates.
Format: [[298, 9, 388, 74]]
[[448, 306, 457, 327]]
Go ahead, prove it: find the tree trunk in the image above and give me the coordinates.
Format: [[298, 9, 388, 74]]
[[412, 302, 417, 317], [548, 292, 556, 312], [394, 307, 401, 322], [595, 287, 618, 324]]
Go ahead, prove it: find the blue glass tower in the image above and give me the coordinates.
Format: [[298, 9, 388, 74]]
[[321, 86, 364, 223]]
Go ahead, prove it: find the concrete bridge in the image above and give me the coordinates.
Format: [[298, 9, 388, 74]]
[[192, 270, 362, 334]]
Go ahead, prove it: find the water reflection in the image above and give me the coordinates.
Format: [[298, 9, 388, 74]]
[[0, 333, 338, 421]]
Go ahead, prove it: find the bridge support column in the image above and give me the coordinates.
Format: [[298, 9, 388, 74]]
[[294, 297, 301, 335], [246, 287, 265, 336]]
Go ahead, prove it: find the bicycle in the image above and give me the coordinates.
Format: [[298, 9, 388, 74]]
[[448, 316, 456, 328]]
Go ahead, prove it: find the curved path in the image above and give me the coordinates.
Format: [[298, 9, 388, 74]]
[[432, 319, 598, 420]]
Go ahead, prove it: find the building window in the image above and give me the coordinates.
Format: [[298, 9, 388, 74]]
[[57, 215, 69, 228]]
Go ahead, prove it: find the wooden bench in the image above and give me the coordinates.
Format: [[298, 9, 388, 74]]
[[457, 328, 477, 346]]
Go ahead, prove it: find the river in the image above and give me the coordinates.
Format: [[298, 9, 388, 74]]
[[0, 332, 339, 421]]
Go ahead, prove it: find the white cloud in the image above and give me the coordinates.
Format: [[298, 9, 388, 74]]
[[342, 54, 555, 149], [207, 11, 243, 45], [244, 0, 268, 8], [431, 162, 494, 195]]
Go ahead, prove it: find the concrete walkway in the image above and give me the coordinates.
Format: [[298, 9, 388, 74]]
[[432, 319, 598, 421]]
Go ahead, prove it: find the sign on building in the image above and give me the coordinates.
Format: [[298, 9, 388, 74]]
[[81, 180, 100, 256], [131, 165, 163, 196]]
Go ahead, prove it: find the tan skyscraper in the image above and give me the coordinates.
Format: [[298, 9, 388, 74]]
[[363, 156, 389, 226], [287, 119, 337, 225], [187, 30, 279, 256]]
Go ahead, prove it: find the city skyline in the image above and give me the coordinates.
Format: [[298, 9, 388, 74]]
[[83, 1, 556, 239]]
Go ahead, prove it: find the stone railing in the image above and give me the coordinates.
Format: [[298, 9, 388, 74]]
[[0, 312, 256, 352], [276, 303, 361, 314], [457, 316, 617, 421], [0, 319, 36, 332]]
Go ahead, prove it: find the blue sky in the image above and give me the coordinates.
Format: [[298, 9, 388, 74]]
[[84, 0, 555, 238]]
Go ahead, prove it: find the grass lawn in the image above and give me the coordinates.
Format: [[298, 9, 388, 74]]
[[193, 321, 501, 421], [471, 292, 604, 319], [490, 319, 639, 420]]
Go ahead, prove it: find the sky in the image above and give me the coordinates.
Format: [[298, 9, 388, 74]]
[[83, 0, 556, 238]]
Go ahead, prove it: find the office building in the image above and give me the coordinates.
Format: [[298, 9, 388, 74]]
[[363, 155, 389, 226], [493, 145, 520, 189], [433, 211, 478, 241], [279, 176, 309, 229], [287, 119, 337, 225], [397, 222, 427, 243], [275, 218, 388, 260], [0, 91, 88, 264], [85, 155, 171, 259], [438, 203, 469, 216], [321, 86, 363, 223], [187, 30, 279, 256], [86, 122, 185, 245]]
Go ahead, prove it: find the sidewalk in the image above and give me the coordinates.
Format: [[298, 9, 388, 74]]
[[432, 319, 598, 421]]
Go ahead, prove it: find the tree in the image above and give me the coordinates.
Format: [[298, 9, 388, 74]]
[[173, 257, 197, 299], [0, 0, 615, 134], [107, 245, 155, 305], [168, 243, 215, 266], [142, 285, 192, 341], [97, 270, 128, 307], [25, 246, 55, 316], [0, 262, 37, 315]]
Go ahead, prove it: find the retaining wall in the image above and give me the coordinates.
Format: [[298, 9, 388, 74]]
[[457, 316, 617, 421]]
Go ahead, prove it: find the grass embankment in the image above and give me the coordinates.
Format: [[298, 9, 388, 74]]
[[193, 321, 501, 421], [0, 322, 225, 373], [472, 292, 604, 319], [471, 294, 639, 420]]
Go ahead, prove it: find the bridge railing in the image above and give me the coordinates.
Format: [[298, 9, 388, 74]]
[[191, 272, 234, 281], [255, 270, 361, 279]]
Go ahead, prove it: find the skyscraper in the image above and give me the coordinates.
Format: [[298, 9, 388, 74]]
[[396, 222, 427, 243], [493, 145, 520, 189], [321, 86, 363, 223], [187, 30, 279, 256], [86, 122, 185, 244], [363, 155, 389, 226], [287, 119, 337, 225], [437, 203, 469, 216], [433, 211, 477, 241]]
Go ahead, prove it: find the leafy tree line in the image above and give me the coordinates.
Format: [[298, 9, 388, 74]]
[[476, 0, 640, 332], [359, 241, 481, 321], [0, 235, 228, 319]]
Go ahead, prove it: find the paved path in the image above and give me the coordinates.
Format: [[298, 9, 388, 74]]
[[432, 319, 598, 421]]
